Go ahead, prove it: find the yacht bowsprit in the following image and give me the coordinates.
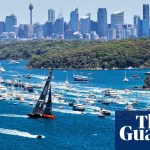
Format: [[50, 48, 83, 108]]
[[28, 68, 55, 119]]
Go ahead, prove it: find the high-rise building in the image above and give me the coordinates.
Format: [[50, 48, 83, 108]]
[[70, 8, 79, 32], [108, 28, 116, 40], [0, 22, 6, 34], [97, 8, 107, 37], [5, 14, 17, 32], [139, 19, 149, 37], [111, 11, 124, 27], [43, 21, 53, 37], [18, 24, 34, 38], [34, 23, 43, 38], [133, 15, 140, 36], [143, 4, 149, 35], [48, 9, 55, 23], [29, 3, 33, 25], [143, 4, 149, 20], [53, 18, 64, 35], [90, 20, 97, 32], [80, 14, 91, 34]]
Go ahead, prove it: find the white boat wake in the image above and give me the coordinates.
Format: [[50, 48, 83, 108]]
[[0, 114, 27, 118], [0, 128, 45, 138]]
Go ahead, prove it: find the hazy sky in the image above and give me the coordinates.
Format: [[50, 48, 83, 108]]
[[0, 0, 150, 25]]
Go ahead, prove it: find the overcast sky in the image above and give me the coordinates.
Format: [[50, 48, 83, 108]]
[[0, 0, 150, 24]]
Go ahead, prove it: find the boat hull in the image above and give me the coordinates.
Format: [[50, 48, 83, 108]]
[[28, 113, 55, 119], [73, 106, 85, 112]]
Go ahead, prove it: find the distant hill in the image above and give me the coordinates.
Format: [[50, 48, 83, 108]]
[[0, 38, 150, 69]]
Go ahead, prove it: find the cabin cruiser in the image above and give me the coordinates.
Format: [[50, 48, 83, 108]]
[[9, 60, 19, 64], [74, 75, 89, 82], [24, 84, 34, 92], [104, 89, 119, 98], [73, 104, 85, 112], [0, 85, 7, 91], [102, 100, 111, 105], [53, 94, 63, 99], [68, 101, 75, 106], [26, 74, 31, 79], [144, 72, 150, 75]]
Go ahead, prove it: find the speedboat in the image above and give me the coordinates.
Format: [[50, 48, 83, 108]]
[[73, 104, 85, 112], [101, 109, 111, 116], [36, 135, 42, 138], [97, 111, 105, 118]]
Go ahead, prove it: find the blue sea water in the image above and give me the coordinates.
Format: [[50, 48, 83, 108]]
[[0, 60, 149, 150]]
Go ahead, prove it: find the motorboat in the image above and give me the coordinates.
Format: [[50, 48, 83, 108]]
[[73, 104, 85, 112], [0, 85, 7, 91], [145, 72, 150, 75], [26, 74, 31, 79], [104, 89, 119, 98], [132, 74, 140, 79], [24, 85, 34, 92], [102, 101, 111, 105], [97, 111, 105, 118], [68, 101, 75, 107], [74, 75, 89, 82], [53, 94, 63, 99], [9, 60, 19, 64], [101, 109, 111, 116]]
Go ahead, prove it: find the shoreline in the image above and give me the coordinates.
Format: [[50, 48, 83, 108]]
[[27, 66, 150, 71]]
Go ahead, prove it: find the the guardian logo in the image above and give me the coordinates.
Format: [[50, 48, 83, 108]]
[[115, 111, 150, 150], [120, 114, 150, 141]]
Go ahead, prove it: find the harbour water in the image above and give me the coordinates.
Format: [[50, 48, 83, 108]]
[[0, 60, 149, 150]]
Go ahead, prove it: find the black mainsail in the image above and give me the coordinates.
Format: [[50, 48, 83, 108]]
[[28, 68, 55, 119]]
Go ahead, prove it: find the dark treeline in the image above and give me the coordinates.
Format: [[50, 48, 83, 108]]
[[0, 38, 150, 69]]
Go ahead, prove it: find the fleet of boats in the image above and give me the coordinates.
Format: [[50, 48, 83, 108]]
[[0, 62, 150, 120]]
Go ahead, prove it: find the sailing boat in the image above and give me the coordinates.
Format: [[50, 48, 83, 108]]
[[0, 63, 5, 72], [73, 70, 89, 82], [28, 68, 55, 119], [123, 70, 129, 82], [63, 71, 70, 90]]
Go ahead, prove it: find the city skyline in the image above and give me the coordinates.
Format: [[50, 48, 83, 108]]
[[0, 0, 150, 25]]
